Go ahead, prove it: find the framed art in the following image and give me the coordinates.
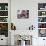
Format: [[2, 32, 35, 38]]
[[17, 10, 29, 19]]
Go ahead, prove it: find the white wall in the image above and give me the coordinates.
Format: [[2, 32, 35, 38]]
[[11, 0, 46, 46], [11, 0, 38, 30], [11, 0, 38, 45]]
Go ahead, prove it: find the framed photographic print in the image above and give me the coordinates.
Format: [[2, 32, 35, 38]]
[[17, 10, 29, 19]]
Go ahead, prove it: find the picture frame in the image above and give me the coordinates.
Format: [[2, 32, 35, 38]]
[[17, 10, 29, 19]]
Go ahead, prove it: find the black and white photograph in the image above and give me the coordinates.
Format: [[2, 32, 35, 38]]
[[17, 10, 29, 19]]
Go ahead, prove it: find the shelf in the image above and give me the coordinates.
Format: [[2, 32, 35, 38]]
[[0, 3, 8, 37], [38, 15, 46, 17], [0, 16, 8, 17], [38, 3, 46, 37], [38, 28, 46, 29], [38, 22, 46, 23], [38, 10, 46, 11], [0, 22, 8, 23], [0, 10, 8, 11]]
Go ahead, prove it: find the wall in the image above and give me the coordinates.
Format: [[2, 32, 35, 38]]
[[11, 0, 46, 46], [11, 0, 38, 45], [11, 0, 38, 30]]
